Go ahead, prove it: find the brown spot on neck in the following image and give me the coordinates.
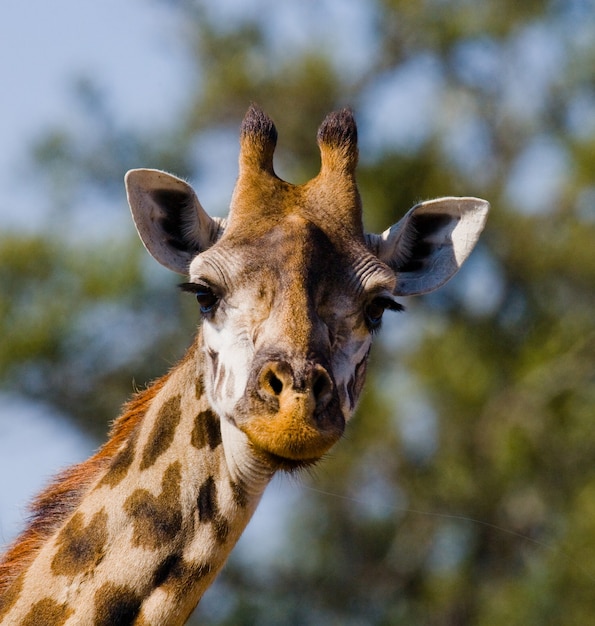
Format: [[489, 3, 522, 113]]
[[0, 571, 24, 621], [152, 553, 212, 591], [195, 373, 205, 399], [124, 462, 183, 549], [139, 394, 182, 470], [51, 509, 108, 577], [98, 427, 139, 489], [191, 409, 222, 451], [151, 555, 213, 620], [197, 476, 230, 544], [21, 598, 72, 626], [230, 479, 249, 509], [94, 582, 142, 626]]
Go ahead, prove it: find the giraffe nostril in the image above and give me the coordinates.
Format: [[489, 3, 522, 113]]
[[311, 365, 333, 411], [266, 370, 283, 396], [313, 376, 326, 398], [259, 361, 293, 399]]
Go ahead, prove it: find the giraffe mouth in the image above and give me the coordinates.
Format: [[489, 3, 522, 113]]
[[235, 392, 345, 471], [251, 447, 323, 472]]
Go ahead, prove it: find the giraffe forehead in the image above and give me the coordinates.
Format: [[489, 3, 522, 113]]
[[196, 214, 367, 296]]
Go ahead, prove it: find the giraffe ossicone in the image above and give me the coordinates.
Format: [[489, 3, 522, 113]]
[[0, 105, 488, 625]]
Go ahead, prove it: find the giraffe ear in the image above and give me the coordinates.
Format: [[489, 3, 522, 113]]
[[367, 197, 489, 296], [125, 169, 226, 275]]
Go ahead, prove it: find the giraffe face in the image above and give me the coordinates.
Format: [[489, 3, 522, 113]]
[[126, 106, 488, 469], [185, 215, 399, 467]]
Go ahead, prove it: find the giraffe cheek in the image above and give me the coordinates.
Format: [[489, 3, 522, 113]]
[[202, 333, 252, 419], [338, 346, 371, 419], [208, 363, 250, 419]]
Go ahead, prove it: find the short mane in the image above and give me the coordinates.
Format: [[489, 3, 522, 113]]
[[0, 377, 166, 595]]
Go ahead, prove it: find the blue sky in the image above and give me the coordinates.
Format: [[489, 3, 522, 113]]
[[0, 0, 189, 228]]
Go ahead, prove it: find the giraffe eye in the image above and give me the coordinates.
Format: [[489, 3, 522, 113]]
[[179, 282, 220, 315], [364, 296, 404, 332], [195, 287, 219, 314], [364, 300, 385, 331]]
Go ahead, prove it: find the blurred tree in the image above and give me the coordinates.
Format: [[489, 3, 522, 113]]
[[2, 0, 595, 624]]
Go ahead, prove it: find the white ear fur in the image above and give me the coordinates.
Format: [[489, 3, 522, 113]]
[[367, 197, 489, 296], [125, 169, 226, 274]]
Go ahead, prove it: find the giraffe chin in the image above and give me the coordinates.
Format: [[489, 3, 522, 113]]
[[237, 396, 345, 471]]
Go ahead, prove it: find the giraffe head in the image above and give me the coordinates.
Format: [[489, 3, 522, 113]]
[[125, 105, 488, 469]]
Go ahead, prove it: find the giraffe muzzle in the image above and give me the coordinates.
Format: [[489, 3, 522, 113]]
[[236, 356, 345, 467]]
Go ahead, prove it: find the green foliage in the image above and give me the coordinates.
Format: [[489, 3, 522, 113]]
[[3, 0, 595, 623], [0, 232, 194, 438]]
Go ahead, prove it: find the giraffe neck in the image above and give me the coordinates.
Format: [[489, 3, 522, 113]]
[[0, 338, 274, 625]]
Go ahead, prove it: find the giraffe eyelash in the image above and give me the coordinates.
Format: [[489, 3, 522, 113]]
[[365, 296, 405, 334], [379, 297, 405, 313], [179, 282, 211, 294]]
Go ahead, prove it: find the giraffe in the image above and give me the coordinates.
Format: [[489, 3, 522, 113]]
[[0, 105, 488, 625]]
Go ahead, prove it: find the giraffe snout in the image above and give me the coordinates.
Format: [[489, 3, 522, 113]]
[[236, 355, 344, 467]]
